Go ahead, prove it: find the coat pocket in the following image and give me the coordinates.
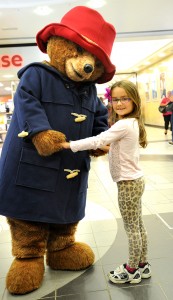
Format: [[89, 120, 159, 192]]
[[16, 148, 60, 192]]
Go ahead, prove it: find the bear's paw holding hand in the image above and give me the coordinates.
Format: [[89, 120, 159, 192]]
[[89, 147, 109, 157], [32, 130, 66, 156]]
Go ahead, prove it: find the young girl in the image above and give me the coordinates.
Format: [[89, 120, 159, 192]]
[[61, 80, 151, 284]]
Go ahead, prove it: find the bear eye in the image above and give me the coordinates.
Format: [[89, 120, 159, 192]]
[[95, 60, 102, 68], [76, 45, 84, 54]]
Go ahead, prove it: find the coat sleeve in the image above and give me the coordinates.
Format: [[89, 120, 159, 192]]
[[70, 120, 128, 152], [14, 66, 52, 138]]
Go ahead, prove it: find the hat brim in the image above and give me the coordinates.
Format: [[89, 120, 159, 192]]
[[36, 23, 115, 84]]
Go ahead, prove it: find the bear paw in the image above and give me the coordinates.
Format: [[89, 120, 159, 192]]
[[46, 242, 95, 270], [32, 130, 66, 156], [6, 257, 44, 295], [89, 148, 108, 157]]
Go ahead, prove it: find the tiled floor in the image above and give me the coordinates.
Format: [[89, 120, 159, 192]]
[[0, 126, 173, 300]]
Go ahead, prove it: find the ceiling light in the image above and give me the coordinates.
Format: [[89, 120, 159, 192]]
[[2, 74, 15, 79], [4, 87, 12, 91], [143, 61, 150, 66], [33, 6, 53, 16], [86, 0, 106, 9], [158, 52, 166, 57]]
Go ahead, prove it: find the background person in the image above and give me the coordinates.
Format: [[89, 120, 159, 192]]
[[160, 91, 172, 135], [168, 93, 173, 145]]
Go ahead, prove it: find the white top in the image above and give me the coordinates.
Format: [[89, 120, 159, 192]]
[[70, 118, 143, 182]]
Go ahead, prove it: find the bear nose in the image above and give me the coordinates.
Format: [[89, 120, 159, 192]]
[[84, 64, 93, 74]]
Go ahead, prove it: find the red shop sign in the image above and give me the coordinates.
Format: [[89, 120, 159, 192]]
[[0, 54, 23, 68]]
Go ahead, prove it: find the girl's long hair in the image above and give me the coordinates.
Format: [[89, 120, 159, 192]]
[[110, 80, 147, 148]]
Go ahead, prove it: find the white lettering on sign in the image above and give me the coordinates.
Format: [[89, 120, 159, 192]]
[[0, 55, 23, 68]]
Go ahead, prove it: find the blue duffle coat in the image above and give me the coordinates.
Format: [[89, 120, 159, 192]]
[[0, 63, 108, 224]]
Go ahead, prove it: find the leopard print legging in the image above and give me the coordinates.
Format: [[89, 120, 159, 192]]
[[117, 177, 148, 268]]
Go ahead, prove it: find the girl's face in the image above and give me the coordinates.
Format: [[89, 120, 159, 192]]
[[111, 86, 134, 119]]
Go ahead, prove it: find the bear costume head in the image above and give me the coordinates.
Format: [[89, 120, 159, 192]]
[[36, 5, 116, 84], [31, 5, 116, 157]]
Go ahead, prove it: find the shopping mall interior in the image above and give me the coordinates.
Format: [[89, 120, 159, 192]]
[[0, 0, 173, 299]]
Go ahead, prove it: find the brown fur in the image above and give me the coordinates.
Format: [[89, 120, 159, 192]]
[[6, 258, 44, 295], [47, 37, 104, 82], [47, 242, 95, 270], [89, 148, 108, 157], [7, 218, 94, 294], [32, 130, 66, 156], [7, 218, 48, 258], [46, 223, 94, 270]]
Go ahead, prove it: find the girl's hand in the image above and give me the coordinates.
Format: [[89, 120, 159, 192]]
[[61, 142, 70, 149]]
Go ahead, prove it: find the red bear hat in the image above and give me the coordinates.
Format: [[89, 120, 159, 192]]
[[36, 6, 116, 83]]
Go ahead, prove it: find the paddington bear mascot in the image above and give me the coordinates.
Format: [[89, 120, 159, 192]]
[[0, 6, 116, 295]]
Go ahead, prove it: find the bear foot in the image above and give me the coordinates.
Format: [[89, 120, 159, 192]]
[[47, 242, 95, 270], [6, 257, 44, 295]]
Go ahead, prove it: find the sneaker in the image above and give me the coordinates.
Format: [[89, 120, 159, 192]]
[[169, 141, 173, 145], [108, 264, 141, 284], [139, 263, 151, 279]]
